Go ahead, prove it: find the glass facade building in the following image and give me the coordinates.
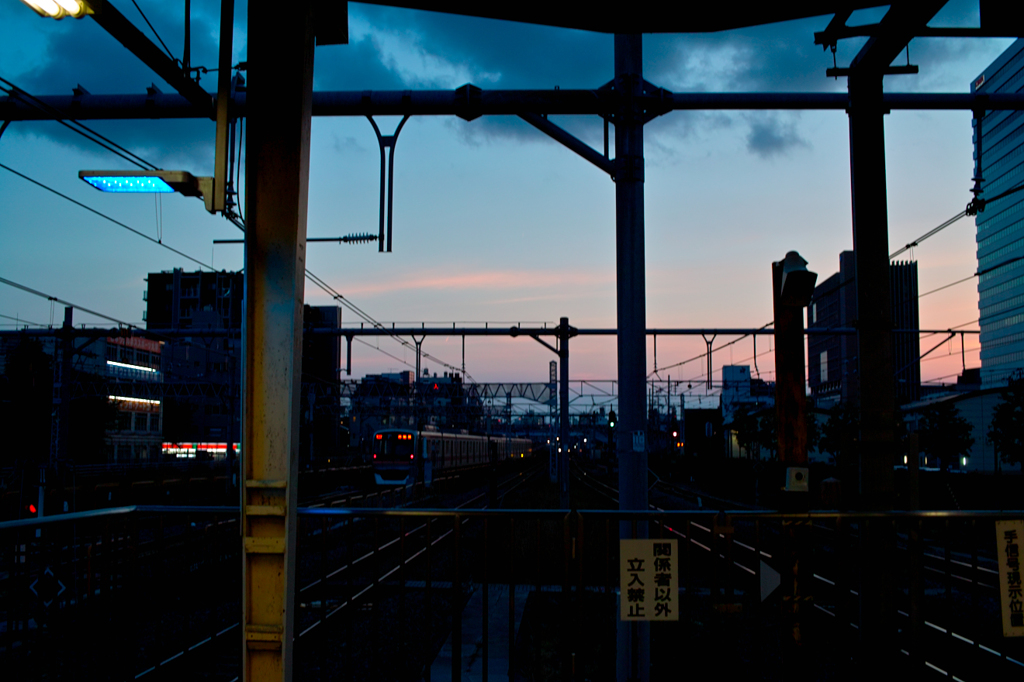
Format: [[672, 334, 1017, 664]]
[[973, 39, 1024, 387]]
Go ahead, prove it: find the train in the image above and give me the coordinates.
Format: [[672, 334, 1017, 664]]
[[371, 426, 534, 486]]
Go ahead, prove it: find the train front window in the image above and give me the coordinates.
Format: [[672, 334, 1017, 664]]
[[373, 433, 415, 460]]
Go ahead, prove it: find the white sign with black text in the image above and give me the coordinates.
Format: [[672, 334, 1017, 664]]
[[620, 539, 678, 621]]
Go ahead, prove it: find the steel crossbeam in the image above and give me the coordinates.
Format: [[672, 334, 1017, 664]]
[[5, 90, 1024, 121]]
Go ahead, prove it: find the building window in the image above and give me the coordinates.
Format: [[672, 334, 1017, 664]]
[[820, 351, 828, 384]]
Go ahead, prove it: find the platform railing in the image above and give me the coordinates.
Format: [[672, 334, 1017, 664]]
[[2, 507, 1022, 680]]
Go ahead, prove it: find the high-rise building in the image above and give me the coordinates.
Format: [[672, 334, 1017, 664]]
[[972, 39, 1024, 388], [807, 251, 921, 406], [146, 269, 243, 459], [144, 269, 343, 464]]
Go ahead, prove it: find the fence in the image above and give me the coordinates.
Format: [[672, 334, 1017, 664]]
[[1, 507, 1022, 680]]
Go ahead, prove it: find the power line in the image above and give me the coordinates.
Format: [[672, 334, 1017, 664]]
[[890, 211, 966, 260], [129, 0, 175, 62], [0, 312, 45, 326], [651, 321, 773, 377], [0, 276, 136, 328], [0, 76, 158, 171], [0, 163, 214, 271], [302, 269, 471, 380]]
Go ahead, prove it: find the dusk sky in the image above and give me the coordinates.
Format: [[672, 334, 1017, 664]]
[[0, 1, 1014, 407]]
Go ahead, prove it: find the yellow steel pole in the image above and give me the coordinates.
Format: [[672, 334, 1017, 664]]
[[241, 0, 315, 680]]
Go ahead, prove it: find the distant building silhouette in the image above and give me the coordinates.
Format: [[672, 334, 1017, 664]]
[[972, 38, 1024, 388], [145, 269, 343, 466], [146, 269, 243, 460], [807, 251, 921, 407]]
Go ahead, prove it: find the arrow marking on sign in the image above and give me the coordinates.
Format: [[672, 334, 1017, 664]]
[[760, 560, 780, 602]]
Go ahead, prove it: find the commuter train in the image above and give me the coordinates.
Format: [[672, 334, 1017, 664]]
[[371, 427, 534, 486]]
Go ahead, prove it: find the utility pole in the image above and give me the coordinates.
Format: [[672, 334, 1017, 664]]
[[614, 32, 650, 682], [558, 316, 570, 509]]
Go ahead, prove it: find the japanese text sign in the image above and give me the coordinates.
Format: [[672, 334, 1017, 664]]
[[620, 539, 678, 621], [997, 519, 1024, 637]]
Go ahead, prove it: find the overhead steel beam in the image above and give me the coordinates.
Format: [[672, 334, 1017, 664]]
[[5, 90, 1024, 121], [86, 0, 213, 115], [0, 326, 970, 339], [356, 1, 883, 35], [847, 2, 947, 73]]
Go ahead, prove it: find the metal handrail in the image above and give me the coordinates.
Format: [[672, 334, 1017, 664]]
[[4, 504, 1022, 532]]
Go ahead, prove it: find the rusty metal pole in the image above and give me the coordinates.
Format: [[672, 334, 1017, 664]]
[[772, 256, 813, 679], [241, 0, 315, 680]]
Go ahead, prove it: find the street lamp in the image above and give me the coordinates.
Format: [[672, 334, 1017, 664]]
[[80, 170, 216, 212], [20, 0, 90, 19]]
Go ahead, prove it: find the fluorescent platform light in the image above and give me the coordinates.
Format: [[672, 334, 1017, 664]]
[[20, 0, 90, 19], [107, 360, 158, 373], [108, 395, 161, 406], [79, 170, 203, 196]]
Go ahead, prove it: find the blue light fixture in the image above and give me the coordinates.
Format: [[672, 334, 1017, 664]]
[[81, 175, 176, 193], [79, 170, 215, 211], [80, 170, 201, 195]]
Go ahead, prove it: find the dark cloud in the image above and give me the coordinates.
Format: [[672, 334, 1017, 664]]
[[4, 0, 224, 169], [349, 4, 613, 89], [744, 113, 809, 159], [5, 1, 1004, 168], [314, 34, 418, 90]]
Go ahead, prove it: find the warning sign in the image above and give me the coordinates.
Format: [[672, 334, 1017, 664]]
[[996, 519, 1024, 637], [620, 539, 678, 621]]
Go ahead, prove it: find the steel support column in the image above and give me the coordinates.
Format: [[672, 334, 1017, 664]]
[[848, 72, 896, 508], [558, 316, 570, 508], [614, 33, 650, 682], [847, 71, 896, 673], [241, 1, 315, 680]]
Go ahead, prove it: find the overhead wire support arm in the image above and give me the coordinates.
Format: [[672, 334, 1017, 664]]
[[518, 112, 615, 176], [366, 114, 410, 252]]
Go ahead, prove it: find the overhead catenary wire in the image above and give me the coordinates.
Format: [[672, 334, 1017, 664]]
[[302, 269, 472, 381], [889, 182, 1024, 261], [0, 276, 137, 328], [129, 0, 175, 62], [0, 312, 45, 327], [0, 163, 214, 271], [0, 76, 159, 171]]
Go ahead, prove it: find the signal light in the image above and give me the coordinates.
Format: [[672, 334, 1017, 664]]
[[28, 503, 37, 514], [608, 410, 617, 429], [410, 454, 415, 460]]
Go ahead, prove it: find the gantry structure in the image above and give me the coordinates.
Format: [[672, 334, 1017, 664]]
[[3, 1, 1024, 680]]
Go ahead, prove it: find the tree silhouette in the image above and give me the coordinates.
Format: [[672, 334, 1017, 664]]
[[988, 373, 1024, 471], [819, 403, 859, 468], [918, 400, 974, 472]]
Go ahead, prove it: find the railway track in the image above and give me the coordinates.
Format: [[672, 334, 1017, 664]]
[[129, 463, 544, 681], [572, 461, 1024, 680]]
